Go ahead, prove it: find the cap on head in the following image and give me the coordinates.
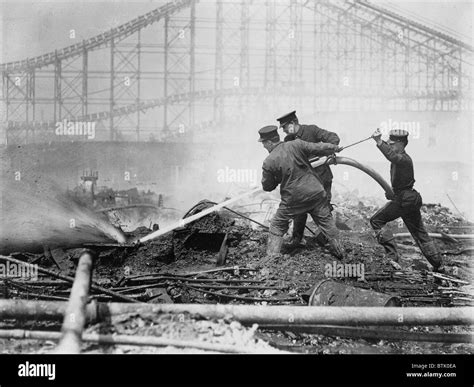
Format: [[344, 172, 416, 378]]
[[276, 111, 297, 128], [388, 129, 409, 144], [258, 125, 279, 142]]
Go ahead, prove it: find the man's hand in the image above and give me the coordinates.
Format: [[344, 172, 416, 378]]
[[372, 128, 382, 145], [334, 145, 344, 153], [385, 191, 395, 200]]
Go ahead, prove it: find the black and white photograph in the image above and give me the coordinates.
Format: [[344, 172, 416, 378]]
[[0, 0, 472, 384]]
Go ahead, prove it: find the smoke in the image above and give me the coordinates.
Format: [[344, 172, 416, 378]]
[[0, 178, 126, 253]]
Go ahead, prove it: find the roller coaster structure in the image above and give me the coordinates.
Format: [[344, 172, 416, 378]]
[[1, 0, 472, 144]]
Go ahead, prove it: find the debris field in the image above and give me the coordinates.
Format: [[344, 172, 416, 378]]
[[1, 189, 473, 354]]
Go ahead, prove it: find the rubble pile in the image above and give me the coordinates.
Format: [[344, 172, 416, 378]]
[[421, 203, 467, 229], [81, 312, 279, 354], [1, 190, 473, 354]]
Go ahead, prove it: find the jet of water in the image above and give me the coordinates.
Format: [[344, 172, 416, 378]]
[[0, 179, 126, 253]]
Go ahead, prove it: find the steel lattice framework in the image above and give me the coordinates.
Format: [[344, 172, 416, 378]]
[[1, 0, 472, 144]]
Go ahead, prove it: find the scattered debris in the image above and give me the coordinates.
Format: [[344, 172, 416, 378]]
[[1, 192, 473, 354]]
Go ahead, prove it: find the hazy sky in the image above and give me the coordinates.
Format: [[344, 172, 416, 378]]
[[1, 0, 472, 63]]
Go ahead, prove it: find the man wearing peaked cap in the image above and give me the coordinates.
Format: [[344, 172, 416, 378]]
[[258, 125, 279, 142], [257, 125, 346, 264], [370, 128, 443, 271], [276, 111, 341, 249], [276, 111, 297, 129]]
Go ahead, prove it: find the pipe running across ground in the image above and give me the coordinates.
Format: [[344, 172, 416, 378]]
[[1, 300, 473, 326]]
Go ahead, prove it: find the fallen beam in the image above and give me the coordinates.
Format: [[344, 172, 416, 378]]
[[0, 255, 139, 303], [137, 188, 261, 243], [0, 329, 281, 354], [55, 250, 94, 354], [0, 300, 473, 326]]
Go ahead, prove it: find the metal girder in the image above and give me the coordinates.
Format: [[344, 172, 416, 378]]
[[1, 0, 472, 145]]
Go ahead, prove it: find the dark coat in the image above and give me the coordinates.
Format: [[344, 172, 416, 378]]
[[377, 141, 415, 193], [295, 124, 340, 183], [261, 139, 338, 209]]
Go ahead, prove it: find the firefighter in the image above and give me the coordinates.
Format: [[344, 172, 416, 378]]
[[370, 128, 443, 271], [258, 125, 346, 263], [276, 111, 340, 247]]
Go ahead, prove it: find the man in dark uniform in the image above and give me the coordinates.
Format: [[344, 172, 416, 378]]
[[276, 111, 340, 247], [370, 128, 443, 271], [258, 125, 345, 262]]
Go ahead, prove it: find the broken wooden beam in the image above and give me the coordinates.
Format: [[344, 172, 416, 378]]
[[0, 255, 139, 303], [186, 285, 298, 303]]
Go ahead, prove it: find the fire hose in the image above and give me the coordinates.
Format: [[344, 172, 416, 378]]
[[136, 157, 392, 243], [310, 155, 394, 198]]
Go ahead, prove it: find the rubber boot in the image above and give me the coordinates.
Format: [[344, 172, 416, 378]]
[[314, 228, 328, 247], [288, 215, 306, 247], [375, 229, 399, 262], [420, 241, 442, 271], [266, 232, 283, 257], [327, 239, 346, 260], [257, 232, 284, 269]]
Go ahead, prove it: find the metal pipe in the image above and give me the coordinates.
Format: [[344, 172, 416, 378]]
[[394, 232, 474, 240], [55, 250, 95, 354], [0, 300, 472, 326], [310, 156, 394, 197], [100, 304, 474, 326], [259, 325, 474, 343]]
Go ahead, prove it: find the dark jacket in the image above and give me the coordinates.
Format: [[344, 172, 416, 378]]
[[262, 139, 338, 207], [377, 141, 415, 193], [295, 124, 340, 183]]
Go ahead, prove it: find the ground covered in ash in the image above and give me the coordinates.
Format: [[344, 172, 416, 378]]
[[1, 192, 473, 354]]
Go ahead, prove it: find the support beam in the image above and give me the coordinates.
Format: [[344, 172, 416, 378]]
[[53, 51, 61, 122], [163, 15, 169, 134], [109, 37, 115, 141], [189, 0, 196, 131], [82, 43, 88, 117], [136, 29, 141, 141], [214, 0, 223, 123]]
